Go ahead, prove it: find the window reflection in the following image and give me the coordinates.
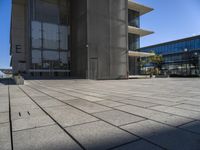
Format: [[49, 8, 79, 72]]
[[30, 0, 70, 71]]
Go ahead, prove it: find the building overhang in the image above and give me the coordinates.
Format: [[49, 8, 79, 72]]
[[128, 26, 154, 37], [128, 0, 153, 16], [128, 51, 155, 57]]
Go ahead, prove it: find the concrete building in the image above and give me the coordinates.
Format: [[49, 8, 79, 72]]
[[139, 35, 200, 76], [10, 0, 153, 79]]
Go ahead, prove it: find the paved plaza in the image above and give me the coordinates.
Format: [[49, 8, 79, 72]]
[[1, 78, 200, 150]]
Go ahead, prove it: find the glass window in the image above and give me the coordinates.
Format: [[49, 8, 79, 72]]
[[32, 21, 42, 48], [59, 26, 68, 50], [43, 51, 59, 61], [128, 9, 140, 27], [32, 50, 42, 64], [43, 23, 59, 49], [60, 52, 68, 64]]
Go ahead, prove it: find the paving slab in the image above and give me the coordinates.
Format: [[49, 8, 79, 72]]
[[10, 97, 36, 106], [65, 99, 111, 113], [66, 121, 138, 150], [151, 105, 200, 120], [0, 103, 9, 113], [11, 104, 39, 113], [0, 112, 9, 124], [12, 115, 55, 132], [0, 96, 9, 103], [34, 98, 64, 108], [179, 121, 200, 134], [116, 105, 193, 127], [121, 120, 200, 150], [94, 110, 145, 126], [116, 99, 158, 108], [112, 140, 162, 150], [0, 123, 11, 150], [174, 103, 200, 112], [13, 125, 82, 150], [96, 100, 125, 107], [45, 105, 98, 127], [11, 108, 46, 121], [128, 96, 178, 106]]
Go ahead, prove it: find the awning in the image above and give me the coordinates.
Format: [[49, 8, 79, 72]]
[[128, 0, 153, 16], [128, 51, 155, 57], [128, 26, 154, 37]]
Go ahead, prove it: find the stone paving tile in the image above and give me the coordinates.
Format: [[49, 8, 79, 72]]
[[0, 112, 9, 124], [128, 96, 178, 106], [66, 121, 138, 150], [181, 100, 200, 106], [115, 99, 158, 108], [112, 140, 163, 150], [151, 105, 200, 120], [34, 98, 64, 108], [179, 121, 200, 134], [121, 120, 200, 150], [0, 123, 11, 150], [65, 99, 112, 113], [57, 90, 105, 102], [13, 125, 82, 150], [12, 115, 55, 132], [96, 100, 125, 107], [11, 108, 46, 121], [94, 110, 145, 126], [116, 105, 193, 127], [11, 104, 39, 113], [10, 97, 36, 106], [175, 103, 200, 112], [0, 103, 9, 113], [44, 105, 98, 127], [0, 96, 9, 103]]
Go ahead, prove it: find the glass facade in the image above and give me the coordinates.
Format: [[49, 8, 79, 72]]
[[139, 36, 200, 76], [30, 0, 70, 75], [140, 37, 200, 55], [128, 9, 140, 51], [128, 34, 140, 50], [128, 9, 140, 28]]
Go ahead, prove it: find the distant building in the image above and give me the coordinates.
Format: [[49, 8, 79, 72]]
[[139, 35, 200, 76], [10, 0, 153, 79]]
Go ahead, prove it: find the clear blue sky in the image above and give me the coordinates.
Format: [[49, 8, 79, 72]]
[[0, 0, 200, 68], [136, 0, 200, 47]]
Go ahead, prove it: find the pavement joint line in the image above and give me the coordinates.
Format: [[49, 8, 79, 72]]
[[118, 119, 149, 127], [8, 79, 14, 150], [25, 83, 167, 150], [147, 106, 200, 121], [63, 120, 100, 129], [177, 120, 198, 128], [0, 121, 10, 125], [171, 105, 200, 113], [18, 86, 87, 150], [106, 139, 141, 150], [27, 82, 200, 136], [12, 124, 56, 133]]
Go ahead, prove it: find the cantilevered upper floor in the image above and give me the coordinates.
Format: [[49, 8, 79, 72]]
[[128, 0, 153, 37]]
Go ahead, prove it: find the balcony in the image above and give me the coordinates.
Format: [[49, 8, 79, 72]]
[[128, 26, 154, 37], [128, 0, 153, 16]]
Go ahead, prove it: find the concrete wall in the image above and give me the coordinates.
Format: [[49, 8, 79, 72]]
[[11, 0, 27, 74], [71, 0, 88, 78], [87, 0, 128, 79]]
